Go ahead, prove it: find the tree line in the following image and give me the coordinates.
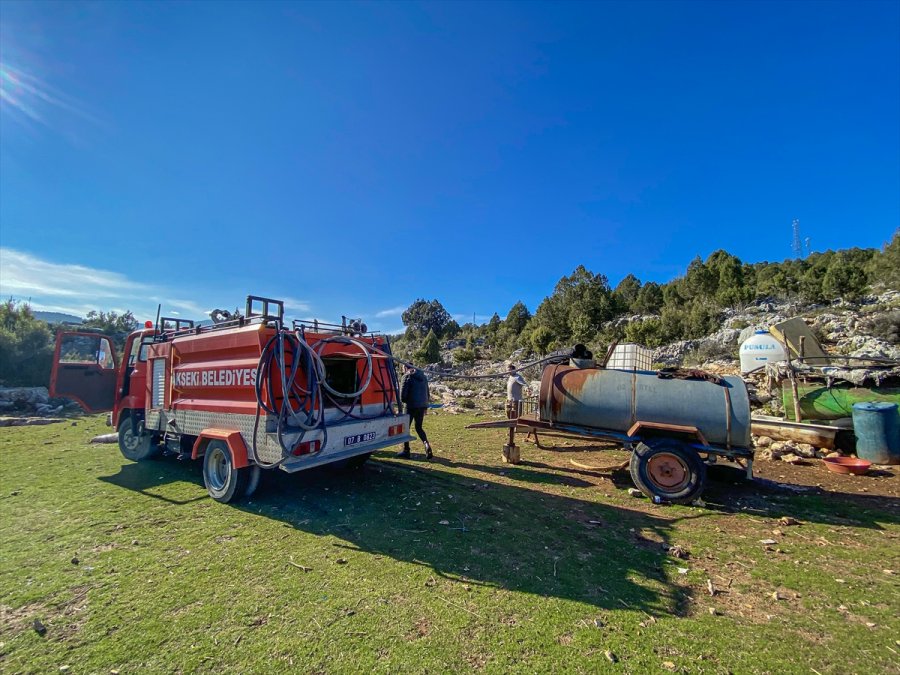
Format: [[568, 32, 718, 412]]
[[396, 230, 899, 363], [1, 231, 896, 384]]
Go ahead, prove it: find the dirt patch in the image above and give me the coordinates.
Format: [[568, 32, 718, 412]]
[[753, 459, 900, 501], [407, 616, 431, 640], [464, 650, 489, 670], [0, 585, 91, 641]]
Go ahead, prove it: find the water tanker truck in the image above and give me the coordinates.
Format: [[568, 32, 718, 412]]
[[472, 360, 753, 504], [50, 296, 413, 503]]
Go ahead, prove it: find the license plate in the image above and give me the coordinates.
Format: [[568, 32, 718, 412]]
[[344, 431, 376, 447]]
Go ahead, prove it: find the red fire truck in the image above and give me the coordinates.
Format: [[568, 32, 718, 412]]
[[50, 296, 412, 502]]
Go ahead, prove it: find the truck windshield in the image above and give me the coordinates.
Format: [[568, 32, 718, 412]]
[[127, 336, 151, 367]]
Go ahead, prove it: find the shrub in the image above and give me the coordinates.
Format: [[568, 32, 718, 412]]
[[682, 341, 736, 367], [453, 349, 476, 366], [0, 300, 54, 387], [864, 310, 900, 345], [624, 318, 664, 348]]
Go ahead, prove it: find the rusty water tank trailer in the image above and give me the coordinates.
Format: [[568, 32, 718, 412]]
[[538, 365, 751, 449]]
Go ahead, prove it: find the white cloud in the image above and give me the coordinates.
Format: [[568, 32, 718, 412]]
[[375, 305, 407, 318], [0, 248, 147, 300], [0, 248, 235, 322], [282, 296, 312, 313], [162, 298, 212, 317]]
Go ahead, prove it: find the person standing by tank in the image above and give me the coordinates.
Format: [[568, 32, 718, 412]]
[[398, 363, 433, 459], [506, 363, 530, 419]]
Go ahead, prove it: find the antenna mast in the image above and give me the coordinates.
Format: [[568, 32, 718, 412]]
[[791, 219, 803, 258]]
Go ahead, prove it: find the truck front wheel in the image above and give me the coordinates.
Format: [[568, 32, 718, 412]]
[[118, 415, 158, 462], [630, 440, 705, 504], [203, 440, 254, 503]]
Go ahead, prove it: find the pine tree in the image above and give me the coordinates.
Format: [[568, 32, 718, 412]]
[[416, 329, 441, 364]]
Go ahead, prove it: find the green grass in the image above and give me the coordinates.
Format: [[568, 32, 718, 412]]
[[1, 413, 898, 673]]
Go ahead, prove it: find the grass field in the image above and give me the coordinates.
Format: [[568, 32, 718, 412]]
[[1, 412, 898, 673]]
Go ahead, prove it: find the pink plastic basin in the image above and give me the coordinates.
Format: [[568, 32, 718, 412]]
[[823, 457, 872, 475]]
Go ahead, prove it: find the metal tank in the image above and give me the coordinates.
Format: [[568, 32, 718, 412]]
[[539, 365, 751, 449]]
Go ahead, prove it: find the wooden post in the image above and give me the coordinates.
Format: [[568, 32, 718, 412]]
[[503, 401, 521, 464], [783, 339, 803, 423]]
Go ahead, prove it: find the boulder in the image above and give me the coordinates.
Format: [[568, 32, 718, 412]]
[[0, 387, 50, 406], [795, 444, 817, 458]]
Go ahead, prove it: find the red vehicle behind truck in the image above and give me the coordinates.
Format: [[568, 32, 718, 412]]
[[50, 296, 412, 502]]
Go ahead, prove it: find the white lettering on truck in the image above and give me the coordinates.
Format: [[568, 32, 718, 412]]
[[175, 368, 257, 387]]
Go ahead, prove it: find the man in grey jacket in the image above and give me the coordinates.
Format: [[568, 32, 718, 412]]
[[506, 363, 529, 418], [398, 364, 433, 459]]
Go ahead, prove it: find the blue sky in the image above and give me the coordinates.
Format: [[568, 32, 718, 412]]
[[1, 0, 897, 331]]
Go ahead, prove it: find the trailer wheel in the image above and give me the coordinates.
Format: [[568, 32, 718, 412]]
[[630, 440, 705, 504], [203, 440, 251, 503], [117, 416, 158, 462]]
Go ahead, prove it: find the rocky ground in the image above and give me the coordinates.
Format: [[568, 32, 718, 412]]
[[0, 386, 81, 426]]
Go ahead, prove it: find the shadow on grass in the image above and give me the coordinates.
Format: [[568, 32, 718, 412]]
[[99, 455, 207, 506], [100, 454, 693, 616], [99, 449, 900, 618], [431, 456, 596, 488]]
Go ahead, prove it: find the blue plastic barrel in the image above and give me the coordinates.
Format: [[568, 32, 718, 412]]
[[851, 402, 900, 465]]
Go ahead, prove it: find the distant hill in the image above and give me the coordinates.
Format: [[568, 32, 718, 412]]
[[34, 311, 83, 325]]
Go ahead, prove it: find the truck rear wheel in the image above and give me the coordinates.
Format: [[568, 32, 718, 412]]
[[630, 439, 705, 504], [244, 465, 262, 498], [118, 416, 158, 462], [203, 440, 252, 503]]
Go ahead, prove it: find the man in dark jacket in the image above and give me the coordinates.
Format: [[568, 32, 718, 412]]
[[398, 364, 433, 459]]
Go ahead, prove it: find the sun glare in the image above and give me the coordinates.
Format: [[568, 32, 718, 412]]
[[0, 59, 96, 135]]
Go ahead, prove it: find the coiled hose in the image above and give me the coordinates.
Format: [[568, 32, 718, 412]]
[[252, 329, 328, 468], [313, 335, 396, 422]]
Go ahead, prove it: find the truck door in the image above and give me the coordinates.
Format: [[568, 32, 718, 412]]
[[49, 332, 118, 412]]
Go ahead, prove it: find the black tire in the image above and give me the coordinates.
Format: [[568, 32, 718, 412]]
[[202, 440, 252, 503], [117, 415, 158, 462], [630, 439, 706, 504], [244, 465, 262, 498]]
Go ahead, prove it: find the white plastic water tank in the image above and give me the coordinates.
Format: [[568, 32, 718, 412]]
[[606, 343, 654, 371], [739, 330, 787, 373]]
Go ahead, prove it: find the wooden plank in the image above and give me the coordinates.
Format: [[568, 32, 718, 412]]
[[750, 420, 837, 450], [770, 317, 830, 365], [570, 458, 629, 472], [465, 420, 515, 429]]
